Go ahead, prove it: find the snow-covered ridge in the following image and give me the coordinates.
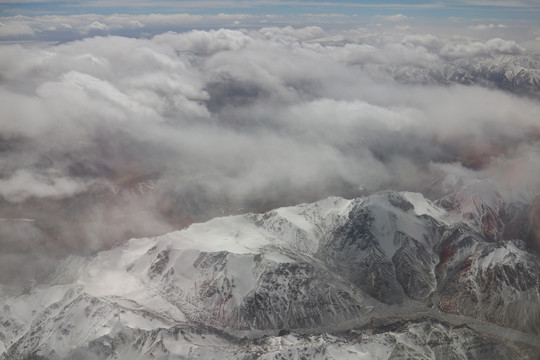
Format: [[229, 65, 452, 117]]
[[1, 190, 539, 359]]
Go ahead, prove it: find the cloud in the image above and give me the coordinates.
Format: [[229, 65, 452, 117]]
[[0, 22, 539, 290], [373, 14, 412, 22], [0, 13, 254, 41], [401, 33, 439, 47], [153, 28, 252, 55], [88, 20, 107, 31], [258, 25, 326, 41], [0, 20, 35, 37], [395, 25, 412, 32], [440, 37, 524, 57], [330, 41, 440, 69], [0, 170, 88, 202], [468, 23, 508, 30], [469, 23, 496, 30]]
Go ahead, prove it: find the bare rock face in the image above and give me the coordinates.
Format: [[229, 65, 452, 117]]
[[317, 192, 440, 305], [318, 204, 406, 305], [240, 260, 368, 330], [435, 232, 540, 335], [392, 231, 438, 301], [527, 196, 540, 249], [368, 54, 540, 99]]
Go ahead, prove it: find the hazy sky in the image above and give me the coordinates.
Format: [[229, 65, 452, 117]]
[[1, 0, 540, 20], [2, 0, 540, 45]]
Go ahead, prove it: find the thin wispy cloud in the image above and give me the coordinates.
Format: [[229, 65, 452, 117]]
[[373, 13, 412, 22]]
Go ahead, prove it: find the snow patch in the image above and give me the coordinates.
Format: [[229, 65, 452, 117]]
[[478, 242, 524, 269], [402, 192, 447, 219], [162, 216, 269, 254]]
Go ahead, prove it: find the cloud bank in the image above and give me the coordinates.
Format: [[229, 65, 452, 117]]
[[1, 23, 540, 291]]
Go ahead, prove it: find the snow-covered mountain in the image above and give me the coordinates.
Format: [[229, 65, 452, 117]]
[[1, 190, 539, 359], [364, 54, 540, 99]]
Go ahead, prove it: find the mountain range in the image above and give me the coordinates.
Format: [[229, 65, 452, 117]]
[[1, 187, 539, 359]]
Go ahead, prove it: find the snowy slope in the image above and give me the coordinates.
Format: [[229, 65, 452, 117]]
[[1, 191, 539, 359], [365, 54, 540, 98]]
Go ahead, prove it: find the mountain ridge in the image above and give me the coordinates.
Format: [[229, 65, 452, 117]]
[[1, 190, 539, 359]]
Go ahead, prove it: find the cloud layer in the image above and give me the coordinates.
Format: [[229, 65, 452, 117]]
[[1, 23, 540, 291]]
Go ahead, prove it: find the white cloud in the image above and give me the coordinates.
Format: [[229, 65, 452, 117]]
[[154, 28, 252, 55], [330, 41, 439, 68], [395, 25, 412, 32], [1, 21, 539, 286], [0, 21, 35, 37], [469, 23, 495, 30], [467, 23, 507, 30], [373, 14, 412, 22], [485, 37, 525, 53], [258, 25, 326, 41], [88, 20, 107, 31], [401, 33, 439, 47], [440, 37, 524, 57], [0, 13, 256, 40], [0, 170, 88, 202]]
